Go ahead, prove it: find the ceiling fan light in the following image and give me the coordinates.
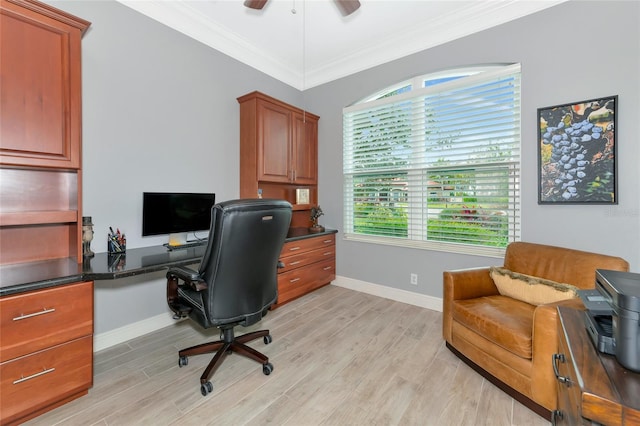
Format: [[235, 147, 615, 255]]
[[335, 0, 361, 17], [244, 0, 268, 10]]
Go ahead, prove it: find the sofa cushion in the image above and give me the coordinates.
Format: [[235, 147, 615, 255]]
[[490, 266, 578, 306], [452, 295, 535, 359]]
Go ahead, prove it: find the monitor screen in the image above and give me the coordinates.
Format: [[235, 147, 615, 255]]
[[142, 192, 216, 236]]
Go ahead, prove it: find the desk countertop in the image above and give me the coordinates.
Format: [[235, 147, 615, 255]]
[[0, 228, 337, 296]]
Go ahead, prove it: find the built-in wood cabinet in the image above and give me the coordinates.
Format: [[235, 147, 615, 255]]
[[238, 91, 335, 304], [238, 91, 319, 228], [0, 0, 90, 265], [0, 1, 93, 423], [0, 281, 94, 425], [276, 233, 336, 307]]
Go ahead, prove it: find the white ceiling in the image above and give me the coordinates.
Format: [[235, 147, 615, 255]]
[[117, 0, 567, 90]]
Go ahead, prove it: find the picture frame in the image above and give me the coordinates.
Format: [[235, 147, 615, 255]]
[[296, 188, 310, 205], [538, 95, 617, 204]]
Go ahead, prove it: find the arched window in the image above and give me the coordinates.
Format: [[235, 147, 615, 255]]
[[343, 64, 521, 256]]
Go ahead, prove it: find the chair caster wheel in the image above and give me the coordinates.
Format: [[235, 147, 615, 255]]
[[178, 356, 188, 367], [201, 381, 213, 396], [263, 362, 273, 375], [264, 334, 272, 344]]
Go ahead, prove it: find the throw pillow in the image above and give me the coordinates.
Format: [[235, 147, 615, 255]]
[[489, 266, 579, 305]]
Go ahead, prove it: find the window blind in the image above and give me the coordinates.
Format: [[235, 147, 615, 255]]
[[343, 64, 521, 257]]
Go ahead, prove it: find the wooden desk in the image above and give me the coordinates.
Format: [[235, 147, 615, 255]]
[[554, 306, 640, 425]]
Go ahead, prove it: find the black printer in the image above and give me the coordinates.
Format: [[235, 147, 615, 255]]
[[579, 269, 640, 373]]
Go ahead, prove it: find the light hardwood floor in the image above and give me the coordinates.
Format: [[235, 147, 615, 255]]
[[26, 285, 550, 426]]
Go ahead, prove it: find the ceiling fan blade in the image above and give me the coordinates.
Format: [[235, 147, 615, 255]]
[[335, 0, 361, 16], [244, 0, 268, 10]]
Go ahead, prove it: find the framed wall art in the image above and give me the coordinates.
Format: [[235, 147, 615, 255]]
[[538, 95, 617, 204]]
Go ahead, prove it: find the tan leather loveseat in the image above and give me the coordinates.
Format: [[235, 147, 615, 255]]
[[443, 242, 629, 418]]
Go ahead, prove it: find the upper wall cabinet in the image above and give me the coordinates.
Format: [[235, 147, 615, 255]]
[[0, 0, 90, 169], [238, 91, 320, 227], [240, 91, 319, 186]]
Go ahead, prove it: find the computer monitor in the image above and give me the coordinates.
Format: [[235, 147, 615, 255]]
[[142, 192, 215, 246]]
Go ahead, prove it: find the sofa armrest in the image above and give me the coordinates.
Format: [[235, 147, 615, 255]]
[[530, 297, 584, 410], [443, 267, 498, 342]]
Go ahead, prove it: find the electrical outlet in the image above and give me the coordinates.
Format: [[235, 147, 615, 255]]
[[410, 273, 418, 285]]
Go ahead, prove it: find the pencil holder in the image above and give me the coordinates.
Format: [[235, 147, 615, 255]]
[[107, 228, 126, 254]]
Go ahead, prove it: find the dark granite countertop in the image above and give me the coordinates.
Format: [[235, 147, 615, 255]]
[[0, 228, 337, 296]]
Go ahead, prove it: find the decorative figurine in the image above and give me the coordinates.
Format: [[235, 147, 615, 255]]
[[82, 216, 95, 258], [309, 205, 325, 233]]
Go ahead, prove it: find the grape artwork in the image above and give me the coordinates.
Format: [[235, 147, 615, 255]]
[[538, 96, 616, 204]]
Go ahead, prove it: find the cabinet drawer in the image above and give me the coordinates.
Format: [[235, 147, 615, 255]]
[[278, 258, 335, 304], [278, 246, 335, 273], [0, 281, 93, 362], [280, 234, 335, 257], [0, 335, 93, 425]]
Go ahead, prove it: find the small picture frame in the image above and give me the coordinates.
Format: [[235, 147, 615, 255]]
[[296, 188, 310, 204], [538, 95, 617, 204]]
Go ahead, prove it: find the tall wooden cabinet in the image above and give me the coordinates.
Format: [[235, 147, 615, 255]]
[[0, 1, 93, 423], [238, 91, 319, 228], [1, 0, 90, 264]]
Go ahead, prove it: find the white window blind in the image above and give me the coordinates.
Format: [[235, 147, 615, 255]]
[[343, 64, 521, 257]]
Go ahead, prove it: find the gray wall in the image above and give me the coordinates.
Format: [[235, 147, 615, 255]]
[[50, 0, 301, 333], [308, 0, 640, 298], [50, 1, 639, 334]]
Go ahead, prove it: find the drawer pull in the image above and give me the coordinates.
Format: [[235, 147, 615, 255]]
[[288, 247, 301, 251], [13, 367, 56, 384], [289, 278, 301, 283], [551, 409, 563, 426], [323, 252, 332, 256], [13, 307, 56, 321], [552, 353, 570, 384], [290, 261, 301, 266], [323, 239, 332, 243], [323, 266, 333, 271]]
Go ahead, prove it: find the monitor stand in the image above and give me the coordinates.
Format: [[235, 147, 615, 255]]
[[168, 232, 188, 247], [164, 233, 207, 251]]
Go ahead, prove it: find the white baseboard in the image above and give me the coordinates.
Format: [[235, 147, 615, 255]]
[[332, 275, 443, 312], [94, 276, 442, 352], [93, 313, 178, 352]]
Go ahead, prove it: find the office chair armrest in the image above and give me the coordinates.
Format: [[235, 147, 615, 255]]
[[166, 266, 208, 291]]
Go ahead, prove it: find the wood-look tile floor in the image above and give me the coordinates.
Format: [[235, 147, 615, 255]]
[[26, 285, 550, 426]]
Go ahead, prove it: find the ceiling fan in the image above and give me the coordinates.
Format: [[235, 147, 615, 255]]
[[244, 0, 361, 17]]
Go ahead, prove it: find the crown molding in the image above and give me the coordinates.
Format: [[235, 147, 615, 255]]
[[117, 0, 567, 91]]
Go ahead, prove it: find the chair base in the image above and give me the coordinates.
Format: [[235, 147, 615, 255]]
[[179, 326, 273, 394]]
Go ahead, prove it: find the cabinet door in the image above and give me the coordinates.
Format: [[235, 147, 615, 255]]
[[257, 100, 291, 183], [292, 112, 318, 185], [0, 0, 87, 169]]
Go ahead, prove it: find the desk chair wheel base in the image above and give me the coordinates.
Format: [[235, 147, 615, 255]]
[[200, 381, 213, 396], [178, 356, 188, 367], [264, 334, 272, 344], [263, 362, 273, 375]]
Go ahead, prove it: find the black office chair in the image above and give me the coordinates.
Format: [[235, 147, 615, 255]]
[[166, 199, 291, 396]]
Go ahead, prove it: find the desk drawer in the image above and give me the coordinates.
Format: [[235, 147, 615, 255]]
[[0, 281, 93, 362], [0, 335, 93, 425], [280, 234, 335, 257], [278, 258, 335, 303], [278, 246, 335, 273]]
